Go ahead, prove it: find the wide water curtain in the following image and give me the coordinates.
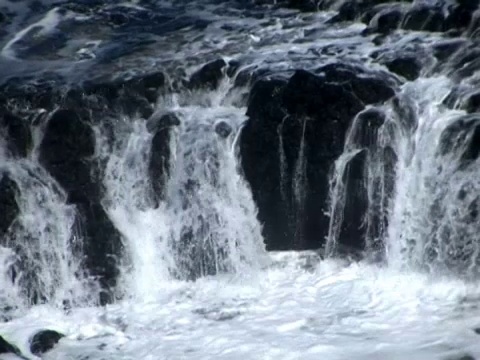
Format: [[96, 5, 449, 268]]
[[1, 0, 479, 307]]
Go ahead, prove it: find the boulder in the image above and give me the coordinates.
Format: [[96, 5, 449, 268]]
[[240, 65, 395, 251], [0, 173, 19, 238], [30, 330, 65, 356], [188, 59, 227, 90]]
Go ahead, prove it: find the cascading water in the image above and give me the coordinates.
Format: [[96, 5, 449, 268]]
[[2, 0, 480, 358], [327, 75, 480, 277], [0, 140, 93, 313], [101, 83, 267, 300]]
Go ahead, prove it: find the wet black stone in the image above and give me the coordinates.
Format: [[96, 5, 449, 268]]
[[0, 336, 22, 357], [432, 39, 467, 61], [75, 201, 123, 306], [30, 330, 65, 356], [364, 6, 406, 35], [447, 42, 480, 80], [467, 10, 480, 38], [214, 121, 233, 138], [149, 126, 173, 205], [445, 0, 479, 31], [0, 112, 32, 157], [146, 112, 180, 133], [402, 5, 445, 32], [384, 56, 421, 81], [464, 91, 480, 113], [332, 0, 410, 23], [337, 149, 369, 252], [240, 65, 394, 252], [287, 0, 321, 12], [439, 115, 480, 166], [189, 59, 227, 90], [39, 109, 97, 204], [0, 173, 19, 238], [351, 108, 386, 148]]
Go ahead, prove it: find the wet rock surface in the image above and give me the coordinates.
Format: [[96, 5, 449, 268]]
[[0, 173, 19, 239], [30, 330, 65, 356]]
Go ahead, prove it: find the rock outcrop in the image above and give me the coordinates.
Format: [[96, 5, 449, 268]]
[[240, 63, 396, 251]]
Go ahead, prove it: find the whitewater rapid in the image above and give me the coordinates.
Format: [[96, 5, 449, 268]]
[[0, 253, 479, 360]]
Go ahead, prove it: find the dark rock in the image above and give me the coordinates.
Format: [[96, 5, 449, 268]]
[[336, 149, 369, 252], [189, 59, 227, 90], [317, 63, 396, 104], [0, 336, 22, 357], [0, 112, 32, 157], [474, 327, 480, 334], [383, 56, 421, 81], [214, 121, 233, 138], [445, 0, 479, 31], [240, 78, 290, 250], [30, 330, 65, 356], [432, 39, 467, 61], [75, 201, 123, 306], [0, 173, 19, 238], [82, 71, 164, 116], [287, 0, 321, 12], [446, 42, 480, 80], [39, 109, 97, 204], [364, 6, 406, 35], [439, 114, 480, 167], [467, 10, 480, 38], [146, 112, 180, 133], [240, 66, 394, 251], [463, 91, 480, 113], [149, 125, 173, 205], [349, 108, 386, 149], [332, 0, 410, 23], [401, 5, 445, 32]]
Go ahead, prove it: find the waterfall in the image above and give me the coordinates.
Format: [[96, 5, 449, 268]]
[[100, 85, 267, 301], [327, 75, 480, 277], [0, 143, 94, 312]]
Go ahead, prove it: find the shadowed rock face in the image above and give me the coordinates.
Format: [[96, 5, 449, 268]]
[[0, 173, 19, 239], [240, 64, 396, 251]]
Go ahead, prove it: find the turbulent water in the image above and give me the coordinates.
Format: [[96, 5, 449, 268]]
[[1, 0, 480, 359]]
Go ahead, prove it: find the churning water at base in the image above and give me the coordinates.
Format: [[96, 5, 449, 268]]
[[1, 253, 480, 360]]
